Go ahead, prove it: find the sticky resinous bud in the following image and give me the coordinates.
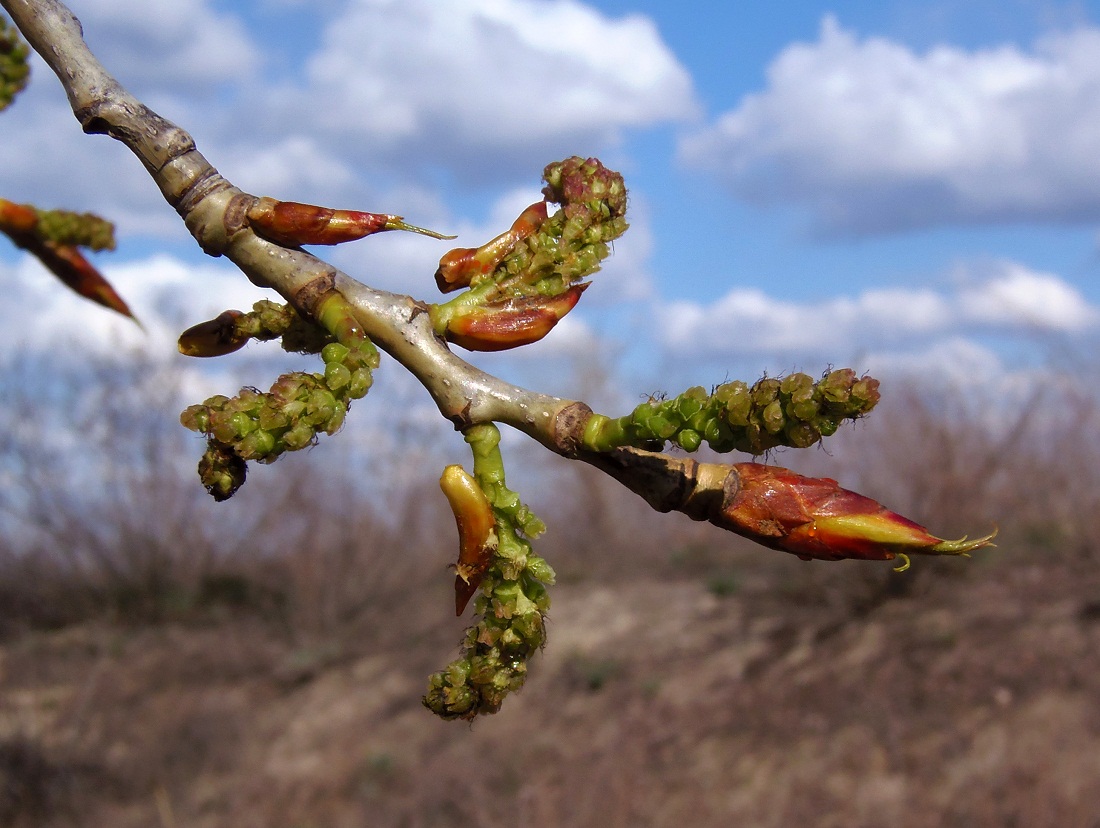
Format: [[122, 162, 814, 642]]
[[29, 241, 134, 321], [714, 463, 996, 566], [247, 196, 453, 247], [442, 283, 588, 351], [439, 465, 499, 615], [178, 310, 248, 357], [435, 201, 548, 293]]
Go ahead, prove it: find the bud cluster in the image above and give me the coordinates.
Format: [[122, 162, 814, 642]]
[[430, 157, 628, 351], [585, 369, 880, 455], [512, 155, 630, 293], [180, 304, 379, 500], [424, 425, 555, 720], [1, 15, 29, 112]]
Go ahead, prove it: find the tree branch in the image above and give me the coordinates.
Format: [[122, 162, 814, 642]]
[[2, 0, 577, 435]]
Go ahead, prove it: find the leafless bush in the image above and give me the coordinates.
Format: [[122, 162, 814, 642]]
[[0, 349, 454, 642]]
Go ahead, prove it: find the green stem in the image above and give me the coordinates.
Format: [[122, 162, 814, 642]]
[[316, 291, 380, 364], [463, 422, 544, 538], [464, 422, 505, 488], [582, 412, 629, 452], [429, 281, 501, 335]]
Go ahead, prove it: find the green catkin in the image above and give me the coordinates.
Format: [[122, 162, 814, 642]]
[[33, 208, 116, 251], [586, 369, 881, 455], [180, 296, 380, 499], [431, 157, 630, 335], [423, 424, 555, 720], [1, 16, 30, 112]]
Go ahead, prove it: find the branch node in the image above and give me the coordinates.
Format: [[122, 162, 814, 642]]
[[223, 192, 257, 238], [553, 401, 594, 455], [292, 275, 338, 318]]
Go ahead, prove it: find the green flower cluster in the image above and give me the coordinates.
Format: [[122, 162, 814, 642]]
[[505, 156, 629, 297], [584, 369, 881, 455], [531, 155, 629, 290], [33, 208, 116, 251], [424, 425, 556, 720], [446, 157, 628, 305], [180, 337, 378, 500], [1, 15, 29, 112]]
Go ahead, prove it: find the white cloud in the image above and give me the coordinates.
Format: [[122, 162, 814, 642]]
[[863, 336, 1007, 387], [0, 251, 271, 357], [290, 0, 697, 176], [5, 0, 689, 247], [657, 260, 1098, 357], [957, 261, 1098, 330], [70, 0, 260, 91], [218, 136, 357, 198], [681, 16, 1100, 234]]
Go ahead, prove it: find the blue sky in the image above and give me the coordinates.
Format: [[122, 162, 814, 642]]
[[3, 0, 1099, 401]]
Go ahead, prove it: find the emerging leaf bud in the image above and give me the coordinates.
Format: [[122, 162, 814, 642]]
[[247, 196, 453, 247], [440, 465, 499, 615], [435, 201, 548, 293], [443, 283, 587, 351], [715, 463, 996, 564], [178, 310, 248, 357]]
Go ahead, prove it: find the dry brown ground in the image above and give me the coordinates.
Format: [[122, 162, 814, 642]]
[[1, 541, 1098, 828]]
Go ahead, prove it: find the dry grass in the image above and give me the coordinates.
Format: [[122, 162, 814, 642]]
[[2, 552, 1097, 827]]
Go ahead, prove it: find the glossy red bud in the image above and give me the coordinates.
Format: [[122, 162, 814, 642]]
[[444, 283, 587, 352]]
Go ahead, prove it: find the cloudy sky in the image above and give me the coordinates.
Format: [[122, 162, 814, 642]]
[[3, 0, 1099, 400]]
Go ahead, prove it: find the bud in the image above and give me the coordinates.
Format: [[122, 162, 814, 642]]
[[440, 464, 499, 615], [178, 310, 248, 357], [247, 197, 454, 247], [321, 342, 350, 365], [197, 443, 247, 502], [0, 198, 37, 234], [542, 156, 628, 221], [27, 241, 135, 321], [435, 201, 548, 293], [1, 199, 134, 321], [715, 463, 996, 564], [443, 283, 587, 351]]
